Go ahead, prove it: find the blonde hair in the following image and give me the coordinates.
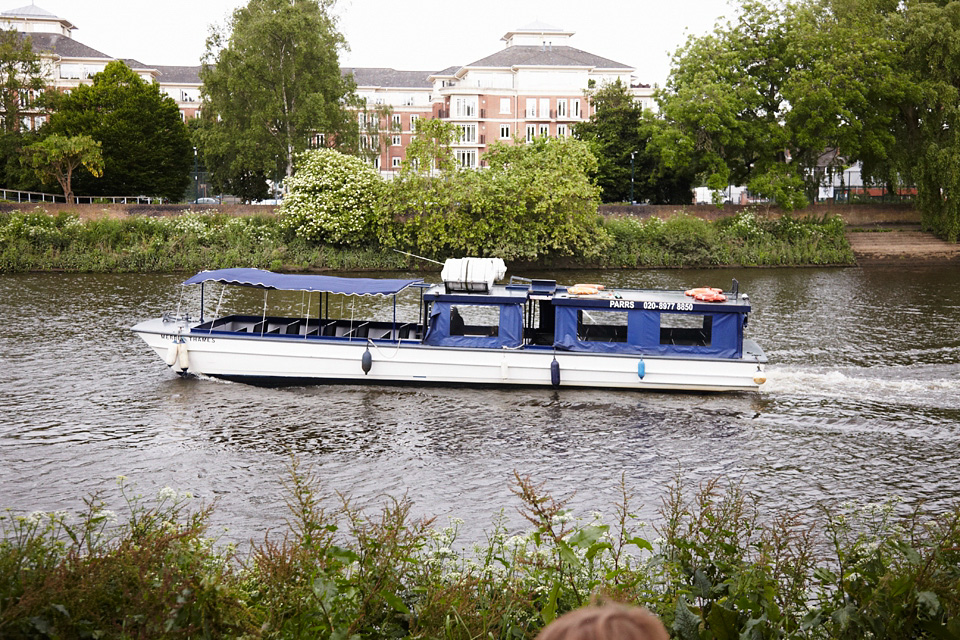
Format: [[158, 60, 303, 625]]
[[535, 604, 668, 640]]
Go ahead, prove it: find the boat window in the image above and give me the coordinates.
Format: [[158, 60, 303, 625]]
[[577, 310, 627, 343], [660, 313, 712, 347], [450, 305, 499, 337]]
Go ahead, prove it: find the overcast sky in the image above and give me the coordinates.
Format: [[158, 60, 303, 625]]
[[24, 0, 737, 86]]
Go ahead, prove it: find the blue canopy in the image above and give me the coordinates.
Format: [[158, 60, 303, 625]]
[[182, 268, 422, 296]]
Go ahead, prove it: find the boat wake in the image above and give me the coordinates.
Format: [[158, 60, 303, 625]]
[[763, 364, 960, 410]]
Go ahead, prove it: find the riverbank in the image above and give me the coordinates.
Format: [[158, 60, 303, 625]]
[[0, 207, 857, 273], [846, 224, 960, 264], [2, 470, 957, 639]]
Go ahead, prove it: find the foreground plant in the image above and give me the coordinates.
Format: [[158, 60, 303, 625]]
[[2, 466, 958, 639]]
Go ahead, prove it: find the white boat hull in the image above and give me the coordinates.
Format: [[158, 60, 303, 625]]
[[133, 318, 765, 392]]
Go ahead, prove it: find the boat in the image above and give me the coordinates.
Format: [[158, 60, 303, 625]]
[[131, 259, 767, 392]]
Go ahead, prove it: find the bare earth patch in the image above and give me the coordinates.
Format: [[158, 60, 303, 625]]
[[847, 225, 960, 265]]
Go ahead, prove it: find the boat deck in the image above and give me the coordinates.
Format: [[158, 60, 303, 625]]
[[192, 315, 424, 341]]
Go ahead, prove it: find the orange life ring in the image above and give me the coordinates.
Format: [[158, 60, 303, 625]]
[[568, 284, 600, 295], [685, 287, 726, 302]]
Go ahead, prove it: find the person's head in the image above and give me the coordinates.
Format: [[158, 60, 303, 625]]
[[535, 604, 668, 640]]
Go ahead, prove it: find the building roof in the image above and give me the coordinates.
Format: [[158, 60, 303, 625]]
[[343, 67, 433, 88], [153, 65, 201, 84], [2, 3, 75, 29], [465, 45, 630, 70], [25, 32, 110, 59], [515, 20, 565, 32], [121, 58, 150, 69]]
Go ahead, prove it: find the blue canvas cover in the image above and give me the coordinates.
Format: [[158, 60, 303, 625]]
[[183, 268, 422, 296], [553, 307, 743, 358], [423, 302, 523, 348]]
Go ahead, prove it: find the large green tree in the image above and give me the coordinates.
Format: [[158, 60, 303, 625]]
[[199, 0, 358, 193], [42, 61, 192, 200], [657, 0, 901, 209], [886, 0, 960, 241], [0, 28, 46, 189], [379, 131, 605, 260], [574, 80, 694, 204]]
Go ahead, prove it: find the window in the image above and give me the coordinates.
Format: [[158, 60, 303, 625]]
[[312, 133, 326, 147], [60, 63, 81, 79], [457, 123, 477, 143], [539, 124, 549, 137], [391, 114, 401, 129], [557, 124, 567, 137], [392, 157, 402, 168], [572, 99, 581, 118], [525, 124, 536, 142], [391, 135, 401, 146], [358, 113, 367, 127], [455, 149, 476, 168], [410, 114, 419, 131], [360, 135, 369, 150], [526, 98, 537, 118], [557, 99, 567, 118], [660, 314, 712, 347], [454, 96, 477, 117], [539, 98, 550, 118], [449, 305, 499, 337], [499, 97, 511, 114], [374, 156, 380, 169], [499, 124, 511, 139], [577, 310, 628, 343]]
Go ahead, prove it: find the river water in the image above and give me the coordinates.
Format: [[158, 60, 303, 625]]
[[1, 266, 958, 545]]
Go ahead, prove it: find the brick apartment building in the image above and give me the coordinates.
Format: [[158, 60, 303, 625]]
[[2, 5, 653, 174]]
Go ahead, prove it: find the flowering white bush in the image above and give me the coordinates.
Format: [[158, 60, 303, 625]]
[[279, 149, 383, 245]]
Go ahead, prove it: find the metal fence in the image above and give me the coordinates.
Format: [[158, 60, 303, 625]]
[[0, 189, 166, 204], [831, 186, 917, 204]]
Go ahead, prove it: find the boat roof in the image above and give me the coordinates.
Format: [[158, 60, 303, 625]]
[[182, 268, 423, 296], [424, 281, 751, 311]]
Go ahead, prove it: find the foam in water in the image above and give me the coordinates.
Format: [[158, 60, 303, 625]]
[[763, 364, 960, 409]]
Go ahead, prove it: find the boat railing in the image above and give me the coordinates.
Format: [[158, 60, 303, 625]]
[[191, 315, 425, 343]]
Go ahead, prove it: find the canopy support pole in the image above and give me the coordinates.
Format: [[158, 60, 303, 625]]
[[209, 285, 225, 335], [260, 290, 268, 336], [200, 283, 205, 323], [303, 291, 311, 339]]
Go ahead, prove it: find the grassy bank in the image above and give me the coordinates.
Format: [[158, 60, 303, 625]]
[[2, 467, 957, 639], [0, 208, 854, 273]]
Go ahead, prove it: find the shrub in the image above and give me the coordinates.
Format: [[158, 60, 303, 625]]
[[279, 149, 384, 246]]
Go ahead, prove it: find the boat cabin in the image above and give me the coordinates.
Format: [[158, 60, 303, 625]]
[[422, 276, 750, 360]]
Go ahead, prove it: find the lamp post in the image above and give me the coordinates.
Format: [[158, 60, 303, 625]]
[[193, 147, 198, 203], [630, 151, 636, 204]]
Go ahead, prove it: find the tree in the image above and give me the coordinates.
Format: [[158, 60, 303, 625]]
[[0, 28, 44, 134], [43, 61, 192, 200], [885, 0, 960, 241], [657, 0, 903, 209], [574, 80, 694, 204], [21, 134, 103, 201], [0, 28, 46, 189], [380, 132, 606, 261], [279, 148, 383, 245], [199, 0, 358, 187]]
